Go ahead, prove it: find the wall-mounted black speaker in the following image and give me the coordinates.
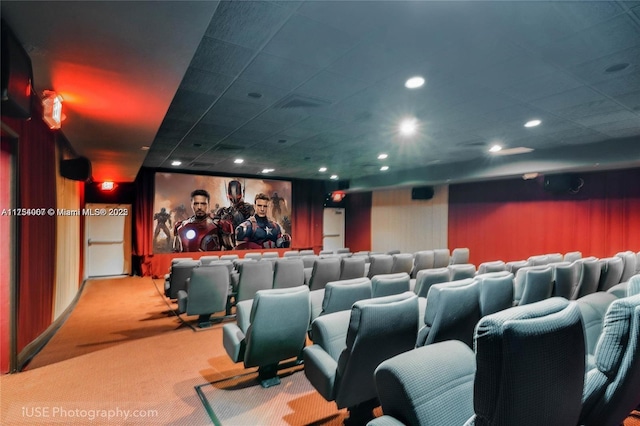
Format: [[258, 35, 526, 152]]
[[543, 174, 583, 194], [1, 20, 33, 119], [60, 157, 92, 181], [411, 186, 434, 200]]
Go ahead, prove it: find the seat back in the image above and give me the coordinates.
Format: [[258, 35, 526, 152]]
[[564, 251, 582, 263], [321, 277, 372, 316], [433, 249, 450, 268], [553, 262, 579, 299], [243, 286, 311, 368], [391, 253, 414, 275], [243, 252, 262, 260], [367, 254, 394, 278], [299, 249, 315, 256], [546, 253, 564, 263], [450, 247, 470, 265], [598, 257, 624, 292], [199, 255, 220, 265], [476, 260, 506, 275], [301, 254, 319, 269], [576, 258, 602, 298], [616, 251, 637, 283], [283, 250, 300, 258], [471, 298, 585, 426], [505, 260, 530, 275], [528, 254, 550, 266], [334, 292, 419, 409], [236, 260, 274, 302], [476, 271, 514, 317], [447, 263, 476, 280], [576, 292, 619, 356], [262, 251, 279, 259], [371, 273, 410, 298], [418, 278, 480, 348], [514, 266, 554, 305], [308, 257, 341, 291], [414, 267, 450, 298], [580, 294, 640, 426], [220, 254, 239, 261], [412, 250, 435, 278], [183, 265, 230, 315], [339, 256, 366, 280], [629, 274, 640, 297], [167, 260, 199, 299], [272, 258, 305, 289]]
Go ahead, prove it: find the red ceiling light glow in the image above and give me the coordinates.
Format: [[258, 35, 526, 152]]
[[101, 181, 116, 191], [42, 90, 64, 129]]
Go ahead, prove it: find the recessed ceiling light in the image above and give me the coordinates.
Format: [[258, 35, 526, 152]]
[[378, 153, 388, 160], [141, 146, 150, 151], [405, 76, 425, 89], [330, 175, 339, 180], [489, 145, 502, 153], [524, 119, 542, 128], [171, 160, 182, 166], [605, 63, 630, 73], [319, 167, 327, 172], [234, 158, 244, 164], [399, 118, 418, 136], [380, 166, 389, 171], [262, 168, 275, 173], [278, 139, 287, 144]]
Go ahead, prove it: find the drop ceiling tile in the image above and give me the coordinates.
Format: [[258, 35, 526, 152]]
[[179, 67, 235, 96], [498, 72, 586, 103], [295, 71, 370, 103], [205, 1, 292, 50], [263, 13, 358, 68], [530, 86, 608, 112], [567, 46, 640, 85], [240, 53, 319, 91], [190, 37, 256, 76], [541, 15, 640, 68], [222, 78, 290, 107], [592, 72, 640, 98], [164, 88, 215, 122], [613, 90, 640, 111], [555, 99, 625, 121], [575, 110, 639, 127]]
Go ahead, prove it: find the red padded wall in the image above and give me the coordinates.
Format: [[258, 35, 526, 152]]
[[449, 168, 640, 266]]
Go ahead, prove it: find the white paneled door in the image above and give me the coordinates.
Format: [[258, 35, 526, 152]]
[[322, 208, 345, 252], [85, 204, 131, 278]]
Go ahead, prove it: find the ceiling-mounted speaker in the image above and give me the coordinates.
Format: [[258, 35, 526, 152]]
[[60, 157, 92, 182], [543, 174, 584, 194], [411, 186, 434, 200], [1, 20, 33, 119]]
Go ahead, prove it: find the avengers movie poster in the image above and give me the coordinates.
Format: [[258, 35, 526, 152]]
[[153, 173, 292, 253]]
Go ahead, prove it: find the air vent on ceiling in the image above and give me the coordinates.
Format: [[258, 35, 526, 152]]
[[190, 162, 215, 168], [215, 144, 244, 152], [274, 94, 332, 109]]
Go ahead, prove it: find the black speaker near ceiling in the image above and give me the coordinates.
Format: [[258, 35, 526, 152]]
[[60, 157, 92, 182], [411, 186, 435, 200], [1, 20, 33, 119], [543, 174, 584, 194]]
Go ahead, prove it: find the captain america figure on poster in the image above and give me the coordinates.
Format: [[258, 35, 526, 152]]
[[235, 193, 291, 249], [173, 189, 222, 252]]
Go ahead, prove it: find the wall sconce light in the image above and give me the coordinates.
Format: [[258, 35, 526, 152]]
[[42, 90, 64, 129]]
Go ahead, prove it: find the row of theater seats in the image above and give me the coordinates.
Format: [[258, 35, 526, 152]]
[[219, 268, 640, 425]]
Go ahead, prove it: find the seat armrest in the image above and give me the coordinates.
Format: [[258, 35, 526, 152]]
[[415, 324, 431, 347], [310, 310, 351, 359], [309, 289, 326, 324], [176, 290, 188, 314], [303, 344, 338, 401], [235, 299, 253, 333], [222, 323, 246, 363], [367, 415, 407, 426]]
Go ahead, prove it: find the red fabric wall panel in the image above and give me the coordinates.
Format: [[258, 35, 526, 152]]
[[345, 191, 372, 252], [449, 169, 640, 266]]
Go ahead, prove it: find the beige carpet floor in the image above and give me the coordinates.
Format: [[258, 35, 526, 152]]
[[2, 276, 339, 425]]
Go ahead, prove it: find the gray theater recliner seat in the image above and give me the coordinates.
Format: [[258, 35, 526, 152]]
[[475, 271, 514, 317], [580, 294, 640, 426], [412, 250, 435, 278], [222, 285, 310, 388], [304, 292, 419, 425], [371, 273, 410, 298], [176, 265, 230, 327], [340, 256, 366, 280], [165, 259, 199, 299], [308, 257, 341, 291], [367, 254, 394, 279], [235, 260, 273, 303], [416, 278, 480, 348], [450, 247, 470, 265], [369, 298, 586, 426], [390, 253, 414, 275], [513, 265, 554, 305], [272, 258, 305, 289], [309, 277, 373, 332], [413, 267, 450, 298], [447, 263, 476, 280], [597, 256, 624, 292]]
